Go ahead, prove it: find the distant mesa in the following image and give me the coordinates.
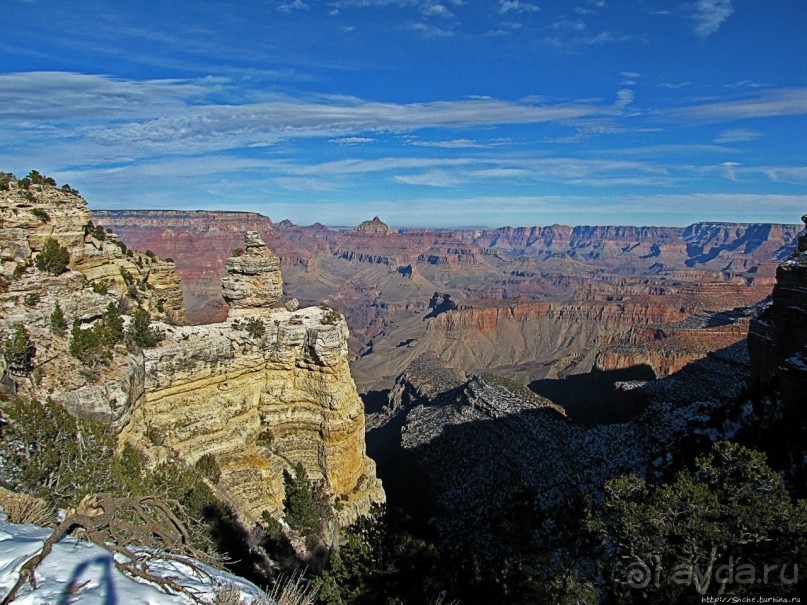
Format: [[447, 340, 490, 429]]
[[354, 216, 394, 235]]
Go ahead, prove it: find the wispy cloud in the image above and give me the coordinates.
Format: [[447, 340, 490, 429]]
[[331, 136, 376, 145], [714, 128, 761, 144], [690, 0, 734, 38], [278, 0, 310, 12], [498, 0, 541, 14], [0, 72, 627, 158], [410, 22, 455, 36], [394, 170, 460, 186], [672, 88, 807, 121]]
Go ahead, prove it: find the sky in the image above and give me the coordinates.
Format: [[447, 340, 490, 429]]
[[1, 0, 807, 227]]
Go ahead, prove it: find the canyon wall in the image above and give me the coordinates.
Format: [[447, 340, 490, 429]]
[[749, 215, 807, 419], [1, 177, 383, 528], [92, 210, 799, 393]]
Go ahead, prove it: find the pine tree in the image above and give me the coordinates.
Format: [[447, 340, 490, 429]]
[[34, 238, 70, 276], [2, 325, 36, 375], [49, 302, 67, 336], [283, 462, 320, 538], [126, 306, 163, 348]]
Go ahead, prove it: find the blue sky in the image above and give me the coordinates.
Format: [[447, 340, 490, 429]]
[[2, 0, 806, 227]]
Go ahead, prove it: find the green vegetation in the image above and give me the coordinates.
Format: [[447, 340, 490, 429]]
[[321, 308, 342, 325], [195, 453, 222, 483], [244, 317, 266, 339], [127, 306, 163, 348], [34, 237, 70, 276], [25, 170, 56, 187], [283, 463, 321, 539], [0, 397, 234, 559], [22, 292, 39, 308], [30, 207, 50, 223], [49, 302, 67, 337], [232, 248, 245, 257], [2, 325, 36, 376], [597, 441, 807, 600], [68, 303, 125, 368], [91, 279, 110, 295]]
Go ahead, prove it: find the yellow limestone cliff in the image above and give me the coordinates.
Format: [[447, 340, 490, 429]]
[[1, 174, 383, 526], [121, 232, 385, 524]]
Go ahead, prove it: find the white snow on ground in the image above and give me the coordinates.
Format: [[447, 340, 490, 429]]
[[0, 512, 270, 604]]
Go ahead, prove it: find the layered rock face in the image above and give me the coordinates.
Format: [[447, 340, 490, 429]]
[[749, 215, 807, 417], [0, 175, 183, 425], [2, 175, 383, 527], [221, 231, 283, 316], [93, 209, 799, 393], [122, 234, 384, 524]]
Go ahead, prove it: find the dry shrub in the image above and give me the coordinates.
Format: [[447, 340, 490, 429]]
[[213, 584, 245, 605], [0, 486, 54, 526], [266, 570, 318, 605]]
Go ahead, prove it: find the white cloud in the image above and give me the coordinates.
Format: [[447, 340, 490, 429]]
[[331, 136, 376, 145], [498, 0, 540, 14], [659, 81, 690, 89], [614, 88, 635, 110], [394, 170, 460, 186], [714, 128, 761, 144], [410, 139, 486, 149], [410, 22, 455, 36], [278, 0, 309, 11], [0, 72, 208, 120], [690, 0, 734, 38], [672, 88, 807, 121]]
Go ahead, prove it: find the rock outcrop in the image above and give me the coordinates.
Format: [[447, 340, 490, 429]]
[[373, 353, 733, 558], [0, 174, 183, 425], [121, 235, 384, 524], [354, 216, 394, 235], [221, 231, 283, 316], [121, 305, 384, 524], [1, 173, 384, 528], [749, 214, 807, 419]]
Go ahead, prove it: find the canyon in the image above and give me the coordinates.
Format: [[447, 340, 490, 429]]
[[93, 210, 800, 410]]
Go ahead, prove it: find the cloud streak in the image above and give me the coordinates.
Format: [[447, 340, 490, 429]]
[[690, 0, 734, 38]]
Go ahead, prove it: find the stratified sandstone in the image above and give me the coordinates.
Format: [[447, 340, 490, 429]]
[[121, 305, 384, 524], [1, 173, 384, 527], [221, 231, 283, 316]]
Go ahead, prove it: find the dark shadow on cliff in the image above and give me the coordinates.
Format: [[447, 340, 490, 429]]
[[361, 389, 390, 415], [529, 364, 655, 425], [365, 411, 439, 531]]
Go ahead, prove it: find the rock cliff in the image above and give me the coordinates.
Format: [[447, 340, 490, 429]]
[[1, 174, 383, 528], [91, 209, 797, 393], [0, 173, 182, 425], [748, 214, 807, 420], [121, 233, 384, 524]]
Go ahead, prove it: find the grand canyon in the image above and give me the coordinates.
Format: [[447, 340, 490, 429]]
[[94, 209, 799, 420], [2, 174, 806, 604]]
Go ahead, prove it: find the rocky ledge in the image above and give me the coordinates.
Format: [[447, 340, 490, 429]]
[[121, 304, 384, 524]]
